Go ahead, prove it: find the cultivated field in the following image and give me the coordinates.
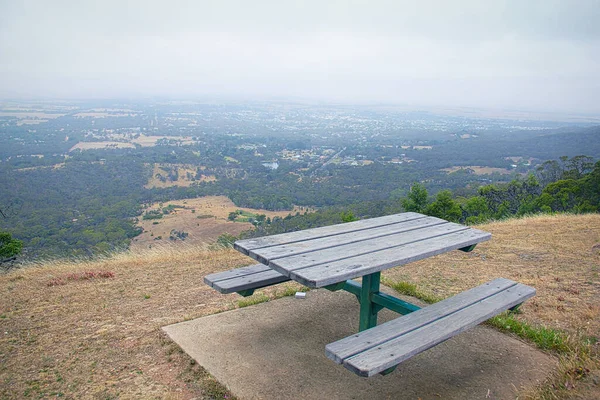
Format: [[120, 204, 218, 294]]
[[68, 136, 196, 152], [0, 111, 65, 119], [130, 135, 195, 147], [442, 165, 515, 175], [1, 214, 598, 399], [73, 109, 137, 118], [69, 142, 136, 151], [131, 196, 305, 251]]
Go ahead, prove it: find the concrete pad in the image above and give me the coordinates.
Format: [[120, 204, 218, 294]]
[[163, 289, 556, 400]]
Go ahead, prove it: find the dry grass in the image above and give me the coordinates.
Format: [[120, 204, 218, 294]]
[[383, 213, 600, 399], [69, 142, 136, 151], [73, 112, 134, 118], [130, 135, 195, 148], [16, 120, 48, 126], [1, 214, 598, 399], [441, 165, 515, 175], [145, 164, 215, 189], [383, 213, 600, 337], [0, 246, 262, 399], [0, 112, 64, 119], [131, 196, 303, 251]]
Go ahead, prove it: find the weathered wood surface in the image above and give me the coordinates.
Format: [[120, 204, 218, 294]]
[[247, 216, 448, 265], [325, 278, 536, 377], [287, 228, 489, 287], [204, 264, 290, 294], [235, 213, 491, 288], [234, 212, 424, 254]]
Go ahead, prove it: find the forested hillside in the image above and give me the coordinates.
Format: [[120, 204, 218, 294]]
[[1, 101, 599, 260], [235, 156, 600, 242]]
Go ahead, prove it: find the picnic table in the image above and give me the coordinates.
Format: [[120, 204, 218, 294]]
[[205, 212, 535, 377]]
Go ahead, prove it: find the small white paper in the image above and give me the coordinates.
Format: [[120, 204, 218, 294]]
[[295, 292, 306, 299]]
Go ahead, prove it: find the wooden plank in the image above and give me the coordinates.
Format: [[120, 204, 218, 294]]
[[288, 228, 491, 287], [340, 282, 536, 376], [234, 213, 424, 255], [204, 264, 290, 294], [268, 222, 469, 274], [210, 269, 290, 294], [250, 216, 449, 264], [204, 264, 274, 285], [325, 278, 517, 363]]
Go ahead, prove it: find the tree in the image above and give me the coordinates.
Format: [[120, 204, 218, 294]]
[[536, 160, 562, 187], [340, 211, 358, 223], [424, 190, 462, 222], [401, 183, 428, 213], [462, 196, 491, 224], [564, 155, 594, 180], [0, 231, 23, 260]]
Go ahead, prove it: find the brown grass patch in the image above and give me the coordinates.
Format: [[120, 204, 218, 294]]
[[73, 112, 134, 118], [145, 163, 215, 189], [16, 119, 48, 126], [441, 165, 514, 175], [0, 112, 64, 119], [383, 213, 600, 338], [0, 246, 258, 399], [131, 196, 304, 251], [131, 135, 195, 147], [69, 142, 136, 151]]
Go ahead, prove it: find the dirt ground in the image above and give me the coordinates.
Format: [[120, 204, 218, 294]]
[[0, 214, 598, 399]]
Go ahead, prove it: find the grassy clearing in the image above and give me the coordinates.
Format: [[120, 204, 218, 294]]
[[441, 165, 515, 175], [0, 245, 312, 399], [0, 246, 252, 399], [132, 196, 298, 251]]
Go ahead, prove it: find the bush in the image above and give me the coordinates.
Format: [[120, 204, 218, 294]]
[[0, 231, 22, 259]]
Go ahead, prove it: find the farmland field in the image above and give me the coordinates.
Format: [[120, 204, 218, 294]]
[[131, 196, 306, 250], [69, 142, 136, 151], [131, 135, 195, 147], [441, 166, 515, 175]]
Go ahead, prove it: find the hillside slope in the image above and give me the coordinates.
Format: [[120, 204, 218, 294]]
[[1, 214, 599, 399]]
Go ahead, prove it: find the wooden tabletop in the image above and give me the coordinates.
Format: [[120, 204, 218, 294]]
[[234, 212, 491, 288]]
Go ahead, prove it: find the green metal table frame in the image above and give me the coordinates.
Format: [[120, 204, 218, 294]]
[[324, 244, 478, 332]]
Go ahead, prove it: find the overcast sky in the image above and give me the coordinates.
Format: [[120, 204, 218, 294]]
[[1, 0, 599, 113]]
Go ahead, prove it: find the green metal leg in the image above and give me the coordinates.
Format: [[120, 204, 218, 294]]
[[330, 273, 421, 331], [459, 244, 477, 252], [358, 272, 381, 331], [380, 366, 398, 375], [509, 303, 522, 313], [324, 281, 346, 292]]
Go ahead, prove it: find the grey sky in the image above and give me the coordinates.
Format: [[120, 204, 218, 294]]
[[1, 0, 599, 113]]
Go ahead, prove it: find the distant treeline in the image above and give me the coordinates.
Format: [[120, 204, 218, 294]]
[[233, 155, 600, 242]]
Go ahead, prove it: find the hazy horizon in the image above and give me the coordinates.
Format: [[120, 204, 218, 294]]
[[1, 0, 599, 114]]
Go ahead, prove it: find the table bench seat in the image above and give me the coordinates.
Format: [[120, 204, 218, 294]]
[[204, 264, 290, 296], [325, 278, 535, 377]]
